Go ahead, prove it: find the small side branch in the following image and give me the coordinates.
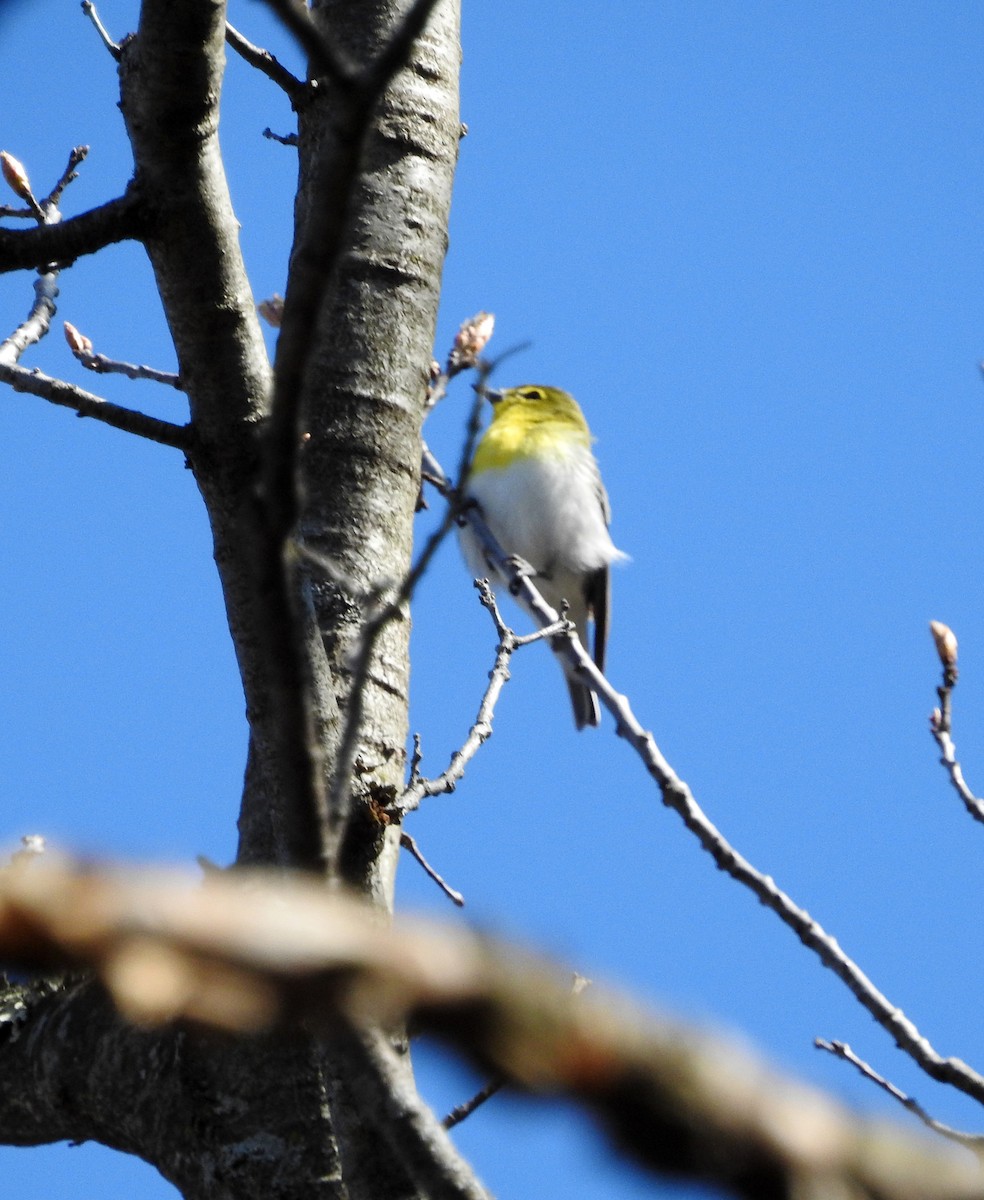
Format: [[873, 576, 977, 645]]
[[0, 274, 58, 365], [47, 146, 91, 210], [399, 832, 464, 907], [442, 1077, 504, 1130], [64, 322, 183, 390], [816, 1039, 984, 1149], [927, 621, 984, 824], [260, 0, 359, 92], [0, 363, 191, 449], [225, 23, 306, 103], [0, 192, 146, 275], [396, 582, 561, 817], [263, 128, 299, 147], [81, 0, 121, 58]]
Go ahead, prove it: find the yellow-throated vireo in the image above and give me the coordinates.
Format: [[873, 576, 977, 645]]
[[459, 384, 626, 729]]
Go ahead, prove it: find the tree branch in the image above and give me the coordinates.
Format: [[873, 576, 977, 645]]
[[225, 22, 306, 102], [396, 581, 562, 815], [260, 0, 360, 90], [0, 191, 145, 274], [0, 362, 191, 448], [0, 856, 980, 1200], [81, 0, 121, 59], [399, 831, 464, 906], [816, 1039, 984, 1150], [927, 622, 984, 824], [424, 446, 984, 1110], [64, 321, 184, 389]]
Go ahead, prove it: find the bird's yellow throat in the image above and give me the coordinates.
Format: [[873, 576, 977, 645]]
[[472, 389, 591, 473]]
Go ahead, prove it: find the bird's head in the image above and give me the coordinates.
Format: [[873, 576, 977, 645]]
[[483, 385, 588, 432]]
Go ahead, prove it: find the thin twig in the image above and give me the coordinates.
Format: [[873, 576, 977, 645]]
[[260, 0, 359, 90], [421, 443, 984, 1110], [442, 1077, 504, 1129], [263, 128, 299, 147], [816, 1039, 984, 1149], [927, 629, 984, 824], [74, 352, 182, 389], [45, 146, 90, 210], [80, 0, 121, 58], [399, 832, 464, 907], [0, 363, 192, 449], [66, 333, 184, 390], [0, 205, 36, 221], [225, 23, 305, 102], [0, 190, 187, 450], [396, 583, 563, 817]]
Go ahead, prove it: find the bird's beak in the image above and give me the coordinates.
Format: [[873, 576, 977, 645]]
[[483, 388, 504, 405]]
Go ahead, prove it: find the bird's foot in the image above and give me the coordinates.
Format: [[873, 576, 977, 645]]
[[505, 554, 537, 594]]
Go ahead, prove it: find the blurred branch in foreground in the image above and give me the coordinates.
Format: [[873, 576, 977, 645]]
[[0, 854, 980, 1200]]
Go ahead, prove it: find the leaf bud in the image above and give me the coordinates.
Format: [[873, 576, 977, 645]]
[[929, 620, 958, 669], [0, 151, 31, 201], [257, 294, 284, 328], [63, 321, 93, 355]]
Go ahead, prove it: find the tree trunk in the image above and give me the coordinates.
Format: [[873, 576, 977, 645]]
[[0, 1, 478, 1196]]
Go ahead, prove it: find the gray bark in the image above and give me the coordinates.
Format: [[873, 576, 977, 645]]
[[0, 0, 474, 1195]]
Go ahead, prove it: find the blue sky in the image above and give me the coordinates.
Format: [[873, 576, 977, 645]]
[[2, 2, 984, 1197]]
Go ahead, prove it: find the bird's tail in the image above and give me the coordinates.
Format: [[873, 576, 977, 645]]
[[566, 677, 600, 730]]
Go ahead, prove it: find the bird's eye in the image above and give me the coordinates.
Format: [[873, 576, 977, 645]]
[[521, 387, 544, 402]]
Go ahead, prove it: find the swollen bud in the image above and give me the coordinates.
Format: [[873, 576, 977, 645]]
[[929, 620, 958, 669], [63, 321, 93, 356], [0, 151, 32, 201], [257, 294, 284, 328], [448, 311, 495, 372]]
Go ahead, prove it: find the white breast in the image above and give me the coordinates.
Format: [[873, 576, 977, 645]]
[[460, 447, 624, 586]]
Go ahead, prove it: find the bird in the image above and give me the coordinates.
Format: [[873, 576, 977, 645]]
[[458, 384, 626, 729]]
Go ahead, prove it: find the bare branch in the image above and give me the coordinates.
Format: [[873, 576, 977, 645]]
[[399, 831, 464, 907], [396, 582, 564, 817], [340, 1026, 492, 1200], [225, 23, 306, 102], [816, 1039, 984, 1150], [45, 145, 90, 210], [0, 273, 58, 364], [0, 192, 145, 274], [0, 856, 981, 1200], [442, 1077, 504, 1130], [0, 362, 192, 449], [253, 0, 456, 879], [0, 250, 187, 450], [260, 0, 359, 90], [927, 622, 984, 824], [423, 445, 984, 1110], [64, 321, 183, 389], [80, 0, 121, 58], [262, 128, 299, 147]]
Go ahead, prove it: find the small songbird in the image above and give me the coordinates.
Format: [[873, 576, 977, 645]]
[[458, 384, 626, 729]]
